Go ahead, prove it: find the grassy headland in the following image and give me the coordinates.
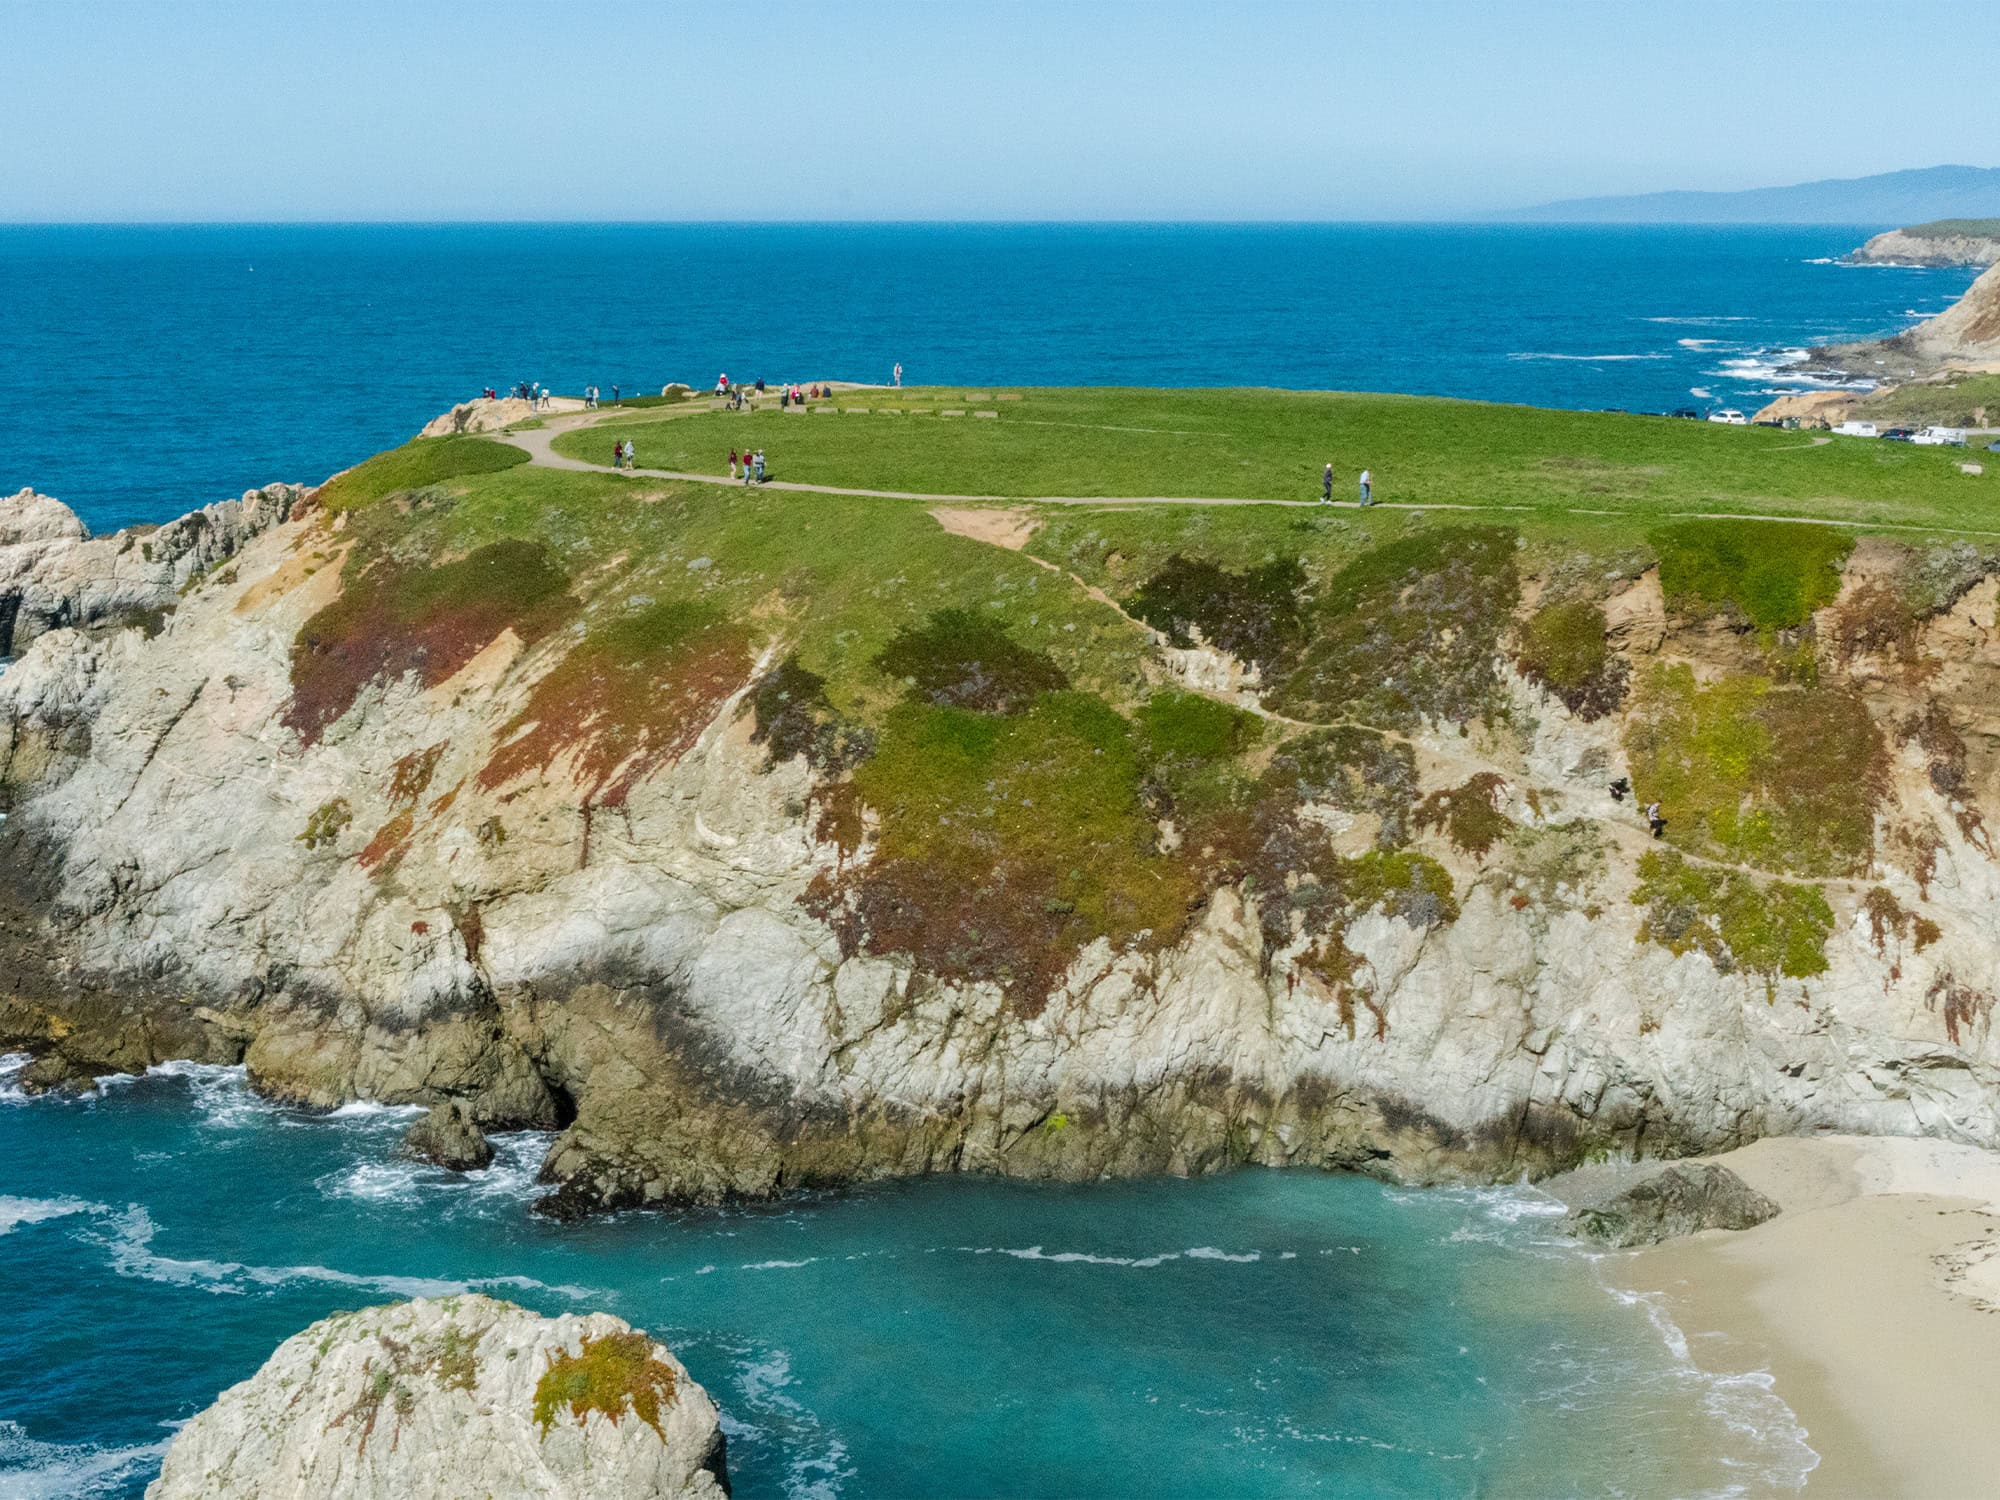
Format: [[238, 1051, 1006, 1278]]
[[553, 385, 1997, 531], [284, 386, 1997, 1009]]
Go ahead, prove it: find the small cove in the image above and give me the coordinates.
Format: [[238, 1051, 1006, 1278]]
[[0, 1056, 1812, 1497]]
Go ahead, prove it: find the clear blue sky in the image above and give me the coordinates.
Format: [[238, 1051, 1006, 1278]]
[[3, 0, 1991, 221]]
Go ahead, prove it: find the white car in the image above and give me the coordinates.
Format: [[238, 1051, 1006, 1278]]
[[1912, 426, 1968, 447], [1834, 421, 1878, 438], [1707, 409, 1747, 425]]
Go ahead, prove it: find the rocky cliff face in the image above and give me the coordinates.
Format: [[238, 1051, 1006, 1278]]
[[146, 1296, 728, 1500], [1, 467, 1997, 1216], [1795, 260, 2000, 380], [1844, 224, 2000, 269]]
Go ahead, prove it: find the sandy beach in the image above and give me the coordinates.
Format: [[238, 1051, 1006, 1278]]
[[1599, 1136, 2000, 1497]]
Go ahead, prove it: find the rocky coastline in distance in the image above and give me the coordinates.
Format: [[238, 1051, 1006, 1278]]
[[1841, 219, 2000, 268]]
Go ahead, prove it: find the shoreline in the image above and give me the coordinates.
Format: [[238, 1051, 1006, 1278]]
[[1597, 1136, 2000, 1496]]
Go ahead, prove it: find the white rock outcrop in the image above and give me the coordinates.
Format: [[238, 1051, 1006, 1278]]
[[146, 1296, 728, 1500]]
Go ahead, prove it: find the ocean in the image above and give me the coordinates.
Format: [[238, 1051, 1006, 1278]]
[[0, 221, 1928, 1496], [0, 222, 1978, 534], [0, 1057, 1814, 1498]]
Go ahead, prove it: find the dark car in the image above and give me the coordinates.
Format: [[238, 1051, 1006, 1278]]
[[1669, 407, 1700, 420], [1881, 428, 1916, 441]]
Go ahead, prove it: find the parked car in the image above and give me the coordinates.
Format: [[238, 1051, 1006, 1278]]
[[1833, 421, 1878, 438], [1669, 407, 1700, 420], [1987, 439, 2000, 454], [1707, 409, 1748, 425], [1912, 426, 1969, 446], [1881, 428, 1916, 442]]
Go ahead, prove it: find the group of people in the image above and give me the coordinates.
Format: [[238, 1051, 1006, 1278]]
[[611, 438, 638, 469], [1609, 778, 1667, 838], [728, 448, 768, 483], [715, 373, 837, 408], [1319, 464, 1374, 506], [584, 385, 620, 409], [501, 381, 555, 411]]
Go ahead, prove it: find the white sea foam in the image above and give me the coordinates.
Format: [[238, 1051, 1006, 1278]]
[[741, 1258, 819, 1271], [1599, 1275, 1819, 1491], [0, 1194, 102, 1236], [967, 1243, 1273, 1269], [314, 1129, 553, 1210], [1642, 315, 1755, 325], [91, 1203, 597, 1301], [322, 1098, 428, 1121], [729, 1348, 854, 1500], [0, 1420, 172, 1499], [1508, 352, 1668, 362]]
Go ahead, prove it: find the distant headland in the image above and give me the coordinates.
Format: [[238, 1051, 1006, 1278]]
[[1506, 163, 2000, 224]]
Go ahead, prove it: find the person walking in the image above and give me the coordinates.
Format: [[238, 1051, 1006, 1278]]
[[754, 450, 766, 483], [1358, 468, 1373, 506], [893, 362, 903, 388], [1645, 801, 1666, 838], [728, 448, 740, 480], [1322, 463, 1334, 504]]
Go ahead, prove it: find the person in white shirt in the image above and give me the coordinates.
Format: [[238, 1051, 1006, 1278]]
[[1358, 468, 1373, 506]]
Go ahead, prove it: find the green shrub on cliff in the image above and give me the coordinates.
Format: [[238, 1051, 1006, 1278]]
[[1632, 851, 1833, 982], [1649, 519, 1852, 631], [1622, 662, 1884, 878]]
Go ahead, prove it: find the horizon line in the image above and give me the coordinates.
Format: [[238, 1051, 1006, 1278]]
[[0, 216, 1912, 229]]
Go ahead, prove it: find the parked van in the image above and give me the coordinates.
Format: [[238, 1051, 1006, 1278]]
[[1707, 408, 1748, 425], [1833, 421, 1878, 438], [1912, 426, 1968, 447]]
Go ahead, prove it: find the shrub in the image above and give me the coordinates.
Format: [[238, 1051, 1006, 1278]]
[[1632, 850, 1832, 981], [1126, 554, 1306, 673], [1649, 519, 1851, 631], [532, 1332, 677, 1439], [1413, 772, 1511, 859], [1513, 600, 1628, 719], [1623, 662, 1884, 877], [751, 656, 875, 773], [1272, 527, 1519, 729], [874, 608, 1067, 713], [298, 798, 352, 850], [811, 691, 1195, 1009]]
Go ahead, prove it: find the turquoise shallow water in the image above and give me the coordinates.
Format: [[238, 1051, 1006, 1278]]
[[0, 1056, 1812, 1497]]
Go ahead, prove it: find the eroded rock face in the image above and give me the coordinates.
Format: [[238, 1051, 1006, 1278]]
[[400, 1099, 494, 1171], [1, 467, 1998, 1217], [0, 484, 306, 656], [1844, 227, 2000, 269], [146, 1296, 727, 1500], [1565, 1162, 1781, 1247]]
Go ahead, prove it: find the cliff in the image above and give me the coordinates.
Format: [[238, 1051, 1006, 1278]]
[[1844, 220, 2000, 269], [1, 409, 1997, 1216], [146, 1296, 728, 1499], [1792, 260, 2000, 381]]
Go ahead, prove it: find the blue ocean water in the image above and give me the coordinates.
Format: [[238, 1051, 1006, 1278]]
[[0, 222, 1977, 534], [0, 1057, 1812, 1499]]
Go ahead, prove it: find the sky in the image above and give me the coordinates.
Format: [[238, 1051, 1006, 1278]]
[[3, 0, 1995, 222]]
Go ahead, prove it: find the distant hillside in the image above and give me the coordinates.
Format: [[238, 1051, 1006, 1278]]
[[1507, 165, 2000, 224]]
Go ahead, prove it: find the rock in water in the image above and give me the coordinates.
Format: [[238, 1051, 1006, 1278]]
[[146, 1296, 729, 1500], [1565, 1162, 1780, 1247], [399, 1099, 495, 1171]]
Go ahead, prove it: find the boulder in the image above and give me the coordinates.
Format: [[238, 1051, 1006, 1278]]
[[399, 1099, 495, 1171], [1565, 1162, 1780, 1247], [146, 1296, 729, 1500]]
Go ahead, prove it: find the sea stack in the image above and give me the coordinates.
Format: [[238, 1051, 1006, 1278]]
[[145, 1296, 729, 1500]]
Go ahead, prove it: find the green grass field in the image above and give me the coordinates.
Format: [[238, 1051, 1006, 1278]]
[[552, 385, 1999, 532]]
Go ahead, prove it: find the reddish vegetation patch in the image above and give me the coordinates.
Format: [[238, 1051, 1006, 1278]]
[[1413, 772, 1511, 859], [359, 809, 415, 873], [1929, 970, 1993, 1047], [390, 743, 446, 803], [478, 600, 754, 807], [286, 541, 575, 744]]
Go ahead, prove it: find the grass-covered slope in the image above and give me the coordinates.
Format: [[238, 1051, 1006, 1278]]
[[555, 385, 1997, 530], [281, 390, 1998, 1011]]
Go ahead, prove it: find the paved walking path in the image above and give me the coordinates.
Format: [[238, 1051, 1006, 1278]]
[[492, 409, 2000, 536]]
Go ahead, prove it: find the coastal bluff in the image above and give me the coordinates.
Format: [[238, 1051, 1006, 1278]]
[[145, 1296, 729, 1500], [1843, 220, 2000, 268], [1, 394, 1998, 1219]]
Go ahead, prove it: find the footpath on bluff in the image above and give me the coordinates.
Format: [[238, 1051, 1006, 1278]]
[[491, 401, 2000, 536]]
